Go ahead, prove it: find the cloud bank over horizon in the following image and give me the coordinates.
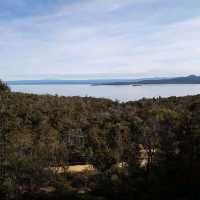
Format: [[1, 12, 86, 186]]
[[0, 0, 200, 80]]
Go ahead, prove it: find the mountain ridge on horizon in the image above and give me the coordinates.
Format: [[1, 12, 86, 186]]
[[6, 74, 200, 85]]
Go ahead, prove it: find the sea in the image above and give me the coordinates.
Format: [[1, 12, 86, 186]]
[[9, 84, 200, 102]]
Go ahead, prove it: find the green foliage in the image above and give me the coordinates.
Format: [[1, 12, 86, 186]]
[[0, 79, 200, 199], [0, 80, 10, 92]]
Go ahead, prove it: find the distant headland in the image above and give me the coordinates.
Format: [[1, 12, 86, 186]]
[[6, 75, 200, 86]]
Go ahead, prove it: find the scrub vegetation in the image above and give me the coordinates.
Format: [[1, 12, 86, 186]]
[[0, 80, 200, 200]]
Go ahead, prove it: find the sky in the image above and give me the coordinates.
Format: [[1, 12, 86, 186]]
[[0, 0, 200, 80]]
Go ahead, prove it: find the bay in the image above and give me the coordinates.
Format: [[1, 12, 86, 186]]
[[9, 84, 200, 102]]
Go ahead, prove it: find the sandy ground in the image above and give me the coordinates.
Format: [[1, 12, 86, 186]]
[[50, 159, 147, 174], [50, 164, 95, 174]]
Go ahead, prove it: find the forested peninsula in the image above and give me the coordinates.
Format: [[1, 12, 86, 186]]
[[0, 80, 200, 200]]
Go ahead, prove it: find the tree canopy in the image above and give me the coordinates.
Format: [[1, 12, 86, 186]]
[[0, 81, 200, 200]]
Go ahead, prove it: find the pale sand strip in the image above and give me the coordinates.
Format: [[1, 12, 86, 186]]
[[50, 164, 95, 174]]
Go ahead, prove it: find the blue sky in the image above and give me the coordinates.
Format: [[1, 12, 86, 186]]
[[0, 0, 200, 80]]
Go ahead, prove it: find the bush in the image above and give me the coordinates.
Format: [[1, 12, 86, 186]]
[[0, 80, 10, 92]]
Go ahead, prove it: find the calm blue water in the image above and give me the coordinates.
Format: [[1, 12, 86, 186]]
[[10, 84, 200, 102]]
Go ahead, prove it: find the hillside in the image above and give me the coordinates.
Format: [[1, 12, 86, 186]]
[[91, 75, 200, 85], [0, 81, 200, 200], [135, 75, 200, 84]]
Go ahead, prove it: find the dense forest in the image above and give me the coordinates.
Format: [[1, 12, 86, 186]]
[[0, 80, 200, 200]]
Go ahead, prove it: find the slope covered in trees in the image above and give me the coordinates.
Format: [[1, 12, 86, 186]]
[[0, 82, 200, 200]]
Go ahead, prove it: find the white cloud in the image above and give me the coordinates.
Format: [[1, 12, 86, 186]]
[[0, 0, 200, 80]]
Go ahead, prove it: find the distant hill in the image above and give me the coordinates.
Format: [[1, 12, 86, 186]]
[[6, 75, 200, 86], [135, 75, 200, 85], [92, 75, 200, 85], [7, 78, 150, 85], [7, 79, 129, 85]]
